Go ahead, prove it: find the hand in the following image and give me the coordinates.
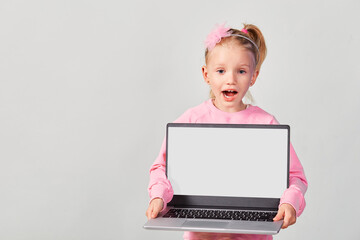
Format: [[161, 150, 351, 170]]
[[273, 203, 296, 229], [146, 198, 164, 219]]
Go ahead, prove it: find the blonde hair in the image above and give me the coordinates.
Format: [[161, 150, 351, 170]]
[[205, 24, 267, 104]]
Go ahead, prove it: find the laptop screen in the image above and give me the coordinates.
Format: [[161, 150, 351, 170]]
[[166, 124, 289, 199]]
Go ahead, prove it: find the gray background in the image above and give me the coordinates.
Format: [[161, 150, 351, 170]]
[[0, 0, 359, 239]]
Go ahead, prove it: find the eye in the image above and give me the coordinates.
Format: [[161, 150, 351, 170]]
[[217, 69, 225, 74], [239, 70, 246, 74]]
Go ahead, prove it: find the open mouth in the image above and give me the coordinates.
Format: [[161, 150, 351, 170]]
[[222, 90, 238, 99]]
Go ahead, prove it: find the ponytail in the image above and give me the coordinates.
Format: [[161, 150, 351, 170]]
[[241, 24, 267, 71]]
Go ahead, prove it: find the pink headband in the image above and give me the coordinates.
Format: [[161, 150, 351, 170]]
[[204, 24, 259, 58]]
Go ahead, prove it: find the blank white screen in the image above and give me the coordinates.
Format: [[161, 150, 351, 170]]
[[167, 125, 288, 199]]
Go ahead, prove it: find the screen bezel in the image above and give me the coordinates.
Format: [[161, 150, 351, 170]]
[[166, 123, 290, 209]]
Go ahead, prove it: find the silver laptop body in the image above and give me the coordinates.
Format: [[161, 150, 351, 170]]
[[144, 123, 289, 235]]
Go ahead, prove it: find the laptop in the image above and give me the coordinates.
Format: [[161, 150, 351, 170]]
[[144, 123, 290, 235]]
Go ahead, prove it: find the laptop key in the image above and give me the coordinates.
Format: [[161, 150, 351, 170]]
[[163, 208, 276, 222]]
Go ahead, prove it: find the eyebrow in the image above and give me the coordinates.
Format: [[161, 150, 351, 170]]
[[213, 63, 250, 68]]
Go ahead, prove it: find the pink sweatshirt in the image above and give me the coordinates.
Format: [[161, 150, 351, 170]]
[[148, 99, 308, 240]]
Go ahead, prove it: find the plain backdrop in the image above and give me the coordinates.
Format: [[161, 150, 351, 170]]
[[1, 0, 359, 239]]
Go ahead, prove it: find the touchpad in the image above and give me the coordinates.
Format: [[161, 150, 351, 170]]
[[182, 220, 229, 229]]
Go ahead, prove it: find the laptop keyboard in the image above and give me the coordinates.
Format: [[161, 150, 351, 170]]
[[163, 208, 277, 222]]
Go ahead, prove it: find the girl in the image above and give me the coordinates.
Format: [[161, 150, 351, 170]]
[[146, 23, 308, 240]]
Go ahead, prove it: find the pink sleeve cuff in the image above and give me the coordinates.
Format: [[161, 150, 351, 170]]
[[148, 183, 173, 209], [279, 186, 306, 217]]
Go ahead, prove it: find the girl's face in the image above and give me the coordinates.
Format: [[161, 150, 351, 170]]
[[202, 42, 259, 113]]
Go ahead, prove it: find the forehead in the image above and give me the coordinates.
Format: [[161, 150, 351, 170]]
[[207, 41, 256, 67]]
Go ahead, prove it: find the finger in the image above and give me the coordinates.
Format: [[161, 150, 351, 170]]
[[282, 215, 291, 229], [151, 203, 163, 219], [146, 206, 153, 219], [151, 209, 159, 218], [146, 204, 158, 219], [282, 217, 289, 229], [281, 209, 293, 229], [273, 208, 284, 221], [284, 209, 296, 227]]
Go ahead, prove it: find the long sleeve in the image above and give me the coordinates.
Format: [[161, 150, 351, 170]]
[[147, 138, 173, 209], [147, 109, 193, 209], [279, 143, 308, 217], [269, 118, 308, 217]]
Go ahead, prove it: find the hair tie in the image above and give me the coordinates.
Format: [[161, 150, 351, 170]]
[[241, 28, 248, 34]]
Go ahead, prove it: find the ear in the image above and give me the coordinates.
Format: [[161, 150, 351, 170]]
[[202, 66, 210, 85], [250, 70, 259, 87]]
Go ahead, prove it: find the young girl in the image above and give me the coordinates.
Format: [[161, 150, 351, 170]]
[[146, 23, 308, 240]]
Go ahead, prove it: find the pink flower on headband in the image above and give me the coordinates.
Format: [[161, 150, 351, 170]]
[[205, 23, 232, 51]]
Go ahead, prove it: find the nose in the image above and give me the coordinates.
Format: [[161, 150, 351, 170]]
[[226, 72, 237, 85]]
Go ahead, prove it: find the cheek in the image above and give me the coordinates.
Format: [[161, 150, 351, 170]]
[[239, 79, 251, 88], [210, 84, 221, 94]]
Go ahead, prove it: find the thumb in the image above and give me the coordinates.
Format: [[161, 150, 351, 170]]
[[273, 208, 285, 221], [151, 203, 163, 218]]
